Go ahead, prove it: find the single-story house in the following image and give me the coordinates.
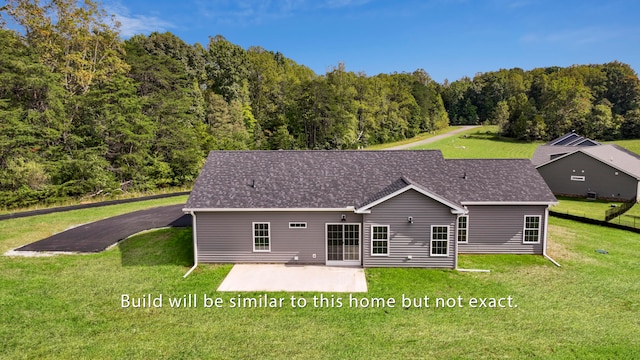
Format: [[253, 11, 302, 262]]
[[533, 134, 640, 201], [183, 150, 557, 269]]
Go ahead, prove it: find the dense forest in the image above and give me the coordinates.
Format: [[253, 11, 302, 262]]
[[1, 0, 640, 209]]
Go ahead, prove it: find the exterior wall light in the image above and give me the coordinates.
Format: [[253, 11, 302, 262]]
[[408, 216, 413, 224]]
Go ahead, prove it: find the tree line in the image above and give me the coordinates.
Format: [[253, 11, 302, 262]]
[[1, 0, 639, 209], [443, 63, 640, 141]]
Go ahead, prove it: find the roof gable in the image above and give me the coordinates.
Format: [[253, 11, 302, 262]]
[[536, 144, 640, 180], [355, 177, 467, 214]]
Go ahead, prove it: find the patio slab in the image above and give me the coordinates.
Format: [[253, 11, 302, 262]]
[[217, 264, 368, 292]]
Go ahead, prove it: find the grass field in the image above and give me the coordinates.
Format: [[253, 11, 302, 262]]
[[550, 196, 623, 221], [0, 196, 188, 252], [610, 203, 640, 228], [0, 186, 191, 215], [607, 138, 640, 155], [2, 205, 639, 358], [365, 126, 467, 150], [408, 125, 544, 158], [382, 125, 640, 161]]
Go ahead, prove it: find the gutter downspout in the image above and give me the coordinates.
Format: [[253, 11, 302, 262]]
[[542, 206, 561, 267], [454, 214, 460, 270], [183, 211, 198, 278]]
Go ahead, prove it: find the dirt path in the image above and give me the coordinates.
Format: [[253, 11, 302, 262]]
[[385, 125, 480, 150]]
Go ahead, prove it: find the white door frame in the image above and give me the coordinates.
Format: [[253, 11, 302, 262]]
[[325, 223, 361, 266]]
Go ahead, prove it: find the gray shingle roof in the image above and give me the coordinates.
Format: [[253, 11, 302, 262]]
[[185, 150, 557, 210], [531, 145, 577, 166], [446, 159, 557, 203], [534, 144, 640, 180], [580, 145, 640, 179]]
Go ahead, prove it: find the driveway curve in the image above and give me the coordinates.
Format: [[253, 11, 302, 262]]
[[15, 204, 191, 253], [385, 125, 480, 150]]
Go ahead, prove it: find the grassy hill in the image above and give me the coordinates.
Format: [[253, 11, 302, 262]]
[[408, 125, 544, 158], [374, 125, 640, 160], [1, 209, 638, 358]]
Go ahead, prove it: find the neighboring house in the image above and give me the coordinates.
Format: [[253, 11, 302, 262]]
[[183, 150, 557, 269], [533, 133, 640, 201]]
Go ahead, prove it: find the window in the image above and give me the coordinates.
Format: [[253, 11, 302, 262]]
[[523, 216, 541, 243], [289, 222, 307, 229], [371, 225, 389, 256], [253, 222, 270, 252], [570, 175, 585, 181], [457, 216, 468, 243], [430, 225, 449, 256]]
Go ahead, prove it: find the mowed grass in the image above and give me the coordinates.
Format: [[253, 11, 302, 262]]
[[0, 187, 191, 215], [0, 196, 188, 253], [550, 196, 623, 221], [366, 125, 467, 150], [607, 138, 640, 155], [409, 125, 544, 158], [1, 211, 640, 358], [610, 203, 640, 229], [404, 125, 640, 160]]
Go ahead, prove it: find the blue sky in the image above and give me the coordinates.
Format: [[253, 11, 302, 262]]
[[105, 0, 640, 82]]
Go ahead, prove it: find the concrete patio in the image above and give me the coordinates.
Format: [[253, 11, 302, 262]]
[[217, 264, 368, 292]]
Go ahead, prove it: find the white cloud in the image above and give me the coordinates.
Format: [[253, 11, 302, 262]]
[[195, 0, 371, 25], [105, 2, 175, 38]]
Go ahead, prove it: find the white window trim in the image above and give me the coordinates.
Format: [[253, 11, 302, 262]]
[[370, 225, 390, 257], [457, 215, 469, 244], [288, 222, 307, 229], [430, 225, 450, 257], [252, 222, 271, 252], [523, 215, 541, 244]]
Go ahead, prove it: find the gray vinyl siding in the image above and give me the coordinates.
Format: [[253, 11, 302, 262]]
[[458, 205, 546, 254], [362, 189, 457, 268], [537, 152, 638, 200], [195, 211, 362, 264]]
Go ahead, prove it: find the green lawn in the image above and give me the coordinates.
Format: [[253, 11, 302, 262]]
[[606, 138, 640, 155], [610, 202, 640, 229], [550, 196, 623, 221], [366, 126, 467, 150], [0, 187, 191, 215], [0, 196, 188, 252], [409, 125, 544, 158], [1, 208, 639, 358]]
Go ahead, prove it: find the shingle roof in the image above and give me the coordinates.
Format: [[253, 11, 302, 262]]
[[446, 159, 557, 203], [531, 145, 577, 166], [580, 145, 640, 179], [534, 144, 640, 180], [185, 150, 557, 210]]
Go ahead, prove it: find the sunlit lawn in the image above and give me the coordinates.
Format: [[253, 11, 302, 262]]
[[366, 125, 467, 150], [1, 207, 639, 358], [550, 196, 623, 221], [409, 125, 544, 158]]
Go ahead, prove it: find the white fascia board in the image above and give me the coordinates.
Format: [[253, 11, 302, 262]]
[[183, 207, 356, 213], [461, 201, 558, 206], [355, 184, 466, 214]]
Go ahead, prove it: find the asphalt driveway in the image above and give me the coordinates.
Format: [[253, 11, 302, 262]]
[[15, 204, 191, 253]]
